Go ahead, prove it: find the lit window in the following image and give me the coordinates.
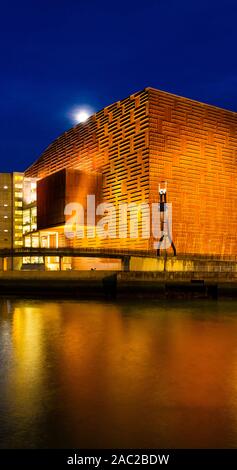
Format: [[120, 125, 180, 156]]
[[3, 185, 8, 189], [15, 184, 23, 189], [15, 201, 22, 207], [4, 215, 8, 219], [14, 241, 23, 246], [4, 229, 8, 232], [15, 192, 23, 198], [3, 204, 8, 207], [32, 237, 39, 248], [23, 225, 31, 234], [23, 210, 30, 224], [24, 238, 31, 248]]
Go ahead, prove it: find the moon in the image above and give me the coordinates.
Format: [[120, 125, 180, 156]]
[[74, 110, 90, 123]]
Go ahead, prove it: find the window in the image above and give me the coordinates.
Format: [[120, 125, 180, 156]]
[[23, 225, 31, 234], [14, 175, 23, 182], [15, 192, 23, 198], [14, 241, 23, 246], [23, 210, 30, 223], [24, 237, 31, 248], [32, 237, 39, 248]]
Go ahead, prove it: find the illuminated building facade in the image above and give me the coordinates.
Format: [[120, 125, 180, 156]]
[[1, 87, 235, 271], [24, 87, 237, 258], [0, 173, 24, 262], [0, 173, 39, 269], [25, 88, 150, 259], [0, 173, 13, 251], [0, 173, 24, 268]]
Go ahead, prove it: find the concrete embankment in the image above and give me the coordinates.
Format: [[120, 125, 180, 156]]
[[0, 271, 117, 298], [1, 270, 237, 299]]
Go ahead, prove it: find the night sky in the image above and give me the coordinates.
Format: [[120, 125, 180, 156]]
[[1, 0, 237, 172]]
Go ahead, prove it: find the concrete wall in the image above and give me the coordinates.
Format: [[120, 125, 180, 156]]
[[130, 256, 237, 272], [1, 270, 237, 300]]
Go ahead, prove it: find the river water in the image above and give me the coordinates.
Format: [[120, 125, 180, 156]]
[[0, 297, 237, 449]]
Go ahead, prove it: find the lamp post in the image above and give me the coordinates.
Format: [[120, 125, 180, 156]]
[[156, 182, 176, 258]]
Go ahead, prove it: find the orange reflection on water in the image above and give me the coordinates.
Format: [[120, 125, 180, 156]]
[[54, 302, 237, 447], [1, 299, 237, 448]]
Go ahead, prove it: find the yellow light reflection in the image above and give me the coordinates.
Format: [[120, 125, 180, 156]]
[[11, 303, 61, 418]]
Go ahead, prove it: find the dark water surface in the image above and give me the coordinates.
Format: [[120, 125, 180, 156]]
[[0, 297, 237, 449]]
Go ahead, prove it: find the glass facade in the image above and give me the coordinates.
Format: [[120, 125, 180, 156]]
[[22, 177, 40, 267]]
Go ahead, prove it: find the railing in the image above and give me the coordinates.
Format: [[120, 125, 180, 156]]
[[0, 247, 157, 259], [1, 248, 237, 261]]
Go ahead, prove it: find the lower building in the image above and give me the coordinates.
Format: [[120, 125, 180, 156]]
[[0, 172, 39, 269], [0, 173, 24, 268], [0, 173, 13, 252]]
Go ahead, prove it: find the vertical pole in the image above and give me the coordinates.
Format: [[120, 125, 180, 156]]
[[123, 256, 130, 272]]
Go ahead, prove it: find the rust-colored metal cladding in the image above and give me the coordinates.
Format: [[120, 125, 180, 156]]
[[37, 169, 101, 230], [25, 88, 237, 255], [148, 88, 237, 255]]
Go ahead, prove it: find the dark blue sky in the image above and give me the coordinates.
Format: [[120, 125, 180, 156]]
[[1, 0, 237, 172]]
